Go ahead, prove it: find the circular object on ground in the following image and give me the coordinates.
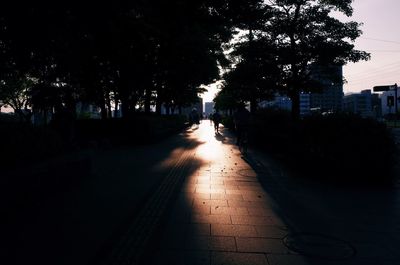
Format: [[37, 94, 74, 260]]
[[237, 169, 257, 177], [283, 233, 356, 260]]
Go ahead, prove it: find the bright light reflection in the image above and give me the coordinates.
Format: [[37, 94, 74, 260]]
[[195, 123, 225, 162]]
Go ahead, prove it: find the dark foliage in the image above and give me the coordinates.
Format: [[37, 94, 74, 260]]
[[75, 114, 187, 147], [0, 122, 68, 170], [251, 110, 397, 184]]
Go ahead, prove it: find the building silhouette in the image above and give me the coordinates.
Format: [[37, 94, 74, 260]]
[[343, 89, 381, 118], [309, 65, 344, 113], [204, 102, 215, 116]]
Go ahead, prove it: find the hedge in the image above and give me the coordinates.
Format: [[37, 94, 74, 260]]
[[250, 110, 397, 184]]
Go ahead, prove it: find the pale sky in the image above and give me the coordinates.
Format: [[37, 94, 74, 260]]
[[202, 0, 400, 102], [343, 0, 400, 94]]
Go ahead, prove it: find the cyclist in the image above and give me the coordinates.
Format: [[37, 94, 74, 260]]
[[234, 105, 250, 146]]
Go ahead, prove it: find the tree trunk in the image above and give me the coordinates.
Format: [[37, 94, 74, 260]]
[[120, 98, 129, 118], [250, 98, 257, 114], [100, 104, 107, 120], [43, 110, 48, 125], [144, 87, 151, 114], [114, 98, 119, 118], [290, 90, 300, 120], [156, 99, 162, 115]]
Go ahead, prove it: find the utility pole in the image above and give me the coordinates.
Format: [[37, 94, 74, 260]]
[[395, 83, 398, 115], [395, 83, 398, 127]]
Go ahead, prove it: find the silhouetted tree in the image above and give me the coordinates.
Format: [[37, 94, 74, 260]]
[[223, 36, 282, 113], [0, 1, 273, 120], [219, 0, 369, 118], [0, 71, 35, 122], [266, 0, 370, 119]]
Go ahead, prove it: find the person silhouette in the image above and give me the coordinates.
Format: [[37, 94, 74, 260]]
[[212, 111, 221, 133], [189, 108, 200, 126]]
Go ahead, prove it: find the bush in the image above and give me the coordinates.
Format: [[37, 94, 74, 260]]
[[0, 122, 68, 170], [251, 110, 397, 184], [221, 115, 235, 130], [75, 114, 187, 146]]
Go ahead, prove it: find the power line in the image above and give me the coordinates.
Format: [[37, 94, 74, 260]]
[[368, 50, 400, 53], [361, 37, 400, 45], [345, 62, 400, 78], [348, 69, 400, 83]]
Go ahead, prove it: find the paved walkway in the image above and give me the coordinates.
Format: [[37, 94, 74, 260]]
[[4, 122, 399, 265], [148, 122, 400, 265], [150, 123, 295, 265]]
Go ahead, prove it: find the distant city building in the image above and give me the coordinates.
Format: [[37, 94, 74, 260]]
[[259, 94, 311, 116], [309, 65, 344, 112], [300, 93, 311, 116], [259, 96, 292, 111], [343, 89, 381, 118], [204, 102, 215, 116], [261, 65, 344, 115], [380, 86, 400, 116]]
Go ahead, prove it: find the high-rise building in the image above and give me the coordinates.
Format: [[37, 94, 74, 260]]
[[204, 102, 215, 116], [309, 65, 344, 112]]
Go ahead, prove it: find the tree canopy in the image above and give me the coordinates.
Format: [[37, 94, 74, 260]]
[[217, 0, 369, 117], [0, 0, 369, 120], [0, 1, 240, 118]]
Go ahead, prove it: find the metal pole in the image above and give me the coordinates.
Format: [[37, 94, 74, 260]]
[[395, 83, 398, 127]]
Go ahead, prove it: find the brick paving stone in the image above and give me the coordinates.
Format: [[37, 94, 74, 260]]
[[246, 207, 275, 216], [180, 192, 211, 200], [211, 251, 268, 265], [254, 225, 288, 239], [269, 216, 286, 226], [191, 214, 232, 224], [210, 193, 244, 201], [242, 193, 272, 202], [198, 179, 224, 185], [152, 250, 210, 265], [186, 236, 237, 251], [196, 188, 226, 194], [267, 254, 313, 265], [193, 199, 228, 208], [236, 237, 290, 254], [211, 206, 249, 216], [237, 186, 266, 192], [193, 184, 212, 189], [228, 200, 272, 208], [225, 189, 248, 195], [182, 185, 197, 193], [231, 215, 275, 226], [210, 184, 229, 190], [159, 228, 187, 250], [211, 224, 258, 237], [192, 204, 211, 215]]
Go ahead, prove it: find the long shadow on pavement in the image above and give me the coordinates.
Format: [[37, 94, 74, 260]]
[[2, 128, 206, 265]]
